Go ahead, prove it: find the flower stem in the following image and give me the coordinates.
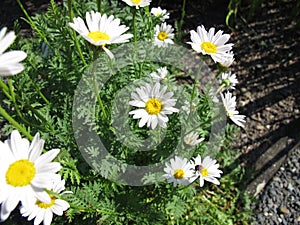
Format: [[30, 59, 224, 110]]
[[132, 8, 137, 43], [92, 48, 108, 120], [0, 105, 33, 140], [0, 79, 54, 132], [190, 61, 203, 113], [177, 0, 187, 41], [16, 0, 50, 46], [68, 0, 87, 67], [97, 0, 102, 12]]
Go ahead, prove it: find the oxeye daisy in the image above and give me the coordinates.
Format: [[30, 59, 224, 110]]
[[69, 11, 133, 58], [129, 82, 179, 129], [220, 71, 238, 90], [150, 67, 168, 82], [0, 27, 27, 76], [154, 23, 174, 48], [191, 155, 223, 187], [162, 156, 195, 187], [150, 7, 170, 21], [184, 132, 204, 146], [20, 178, 70, 225], [122, 0, 151, 9], [187, 25, 233, 63], [221, 91, 246, 127], [0, 130, 61, 221]]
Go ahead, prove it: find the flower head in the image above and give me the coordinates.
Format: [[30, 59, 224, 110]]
[[0, 27, 27, 76], [187, 25, 233, 63], [150, 7, 170, 21], [191, 155, 223, 187], [150, 67, 168, 82], [184, 132, 204, 146], [221, 91, 246, 127], [0, 130, 61, 221], [221, 71, 238, 90], [154, 23, 174, 48], [122, 0, 151, 9], [129, 82, 178, 129], [162, 156, 195, 187], [20, 178, 70, 225], [69, 11, 133, 58]]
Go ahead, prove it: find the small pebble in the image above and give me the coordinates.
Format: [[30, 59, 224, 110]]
[[279, 206, 290, 214]]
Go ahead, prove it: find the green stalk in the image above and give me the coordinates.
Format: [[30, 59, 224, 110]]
[[0, 105, 33, 140], [68, 0, 87, 66], [177, 0, 187, 40], [97, 0, 102, 12], [16, 0, 50, 46], [0, 79, 54, 131], [189, 61, 203, 113], [26, 74, 50, 105], [67, 0, 74, 19], [132, 8, 137, 43], [92, 48, 108, 120]]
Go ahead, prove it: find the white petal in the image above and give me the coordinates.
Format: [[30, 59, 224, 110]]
[[3, 193, 19, 214], [0, 63, 25, 76], [29, 133, 44, 162], [35, 191, 51, 204], [34, 149, 60, 166], [33, 209, 45, 225], [0, 31, 15, 54], [43, 209, 53, 225], [0, 51, 27, 64]]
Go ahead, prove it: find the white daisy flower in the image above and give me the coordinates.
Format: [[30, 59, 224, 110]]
[[221, 91, 246, 127], [162, 156, 195, 187], [150, 7, 170, 21], [219, 51, 234, 67], [150, 67, 168, 82], [69, 11, 133, 58], [220, 71, 238, 90], [0, 27, 27, 76], [187, 25, 233, 63], [154, 22, 174, 48], [129, 82, 179, 129], [184, 132, 204, 146], [191, 155, 223, 187], [20, 178, 70, 225], [0, 130, 61, 221], [122, 0, 151, 9]]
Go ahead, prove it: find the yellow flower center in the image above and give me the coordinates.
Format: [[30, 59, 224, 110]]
[[156, 13, 161, 17], [131, 0, 141, 4], [145, 98, 162, 115], [157, 31, 168, 41], [36, 195, 56, 209], [195, 164, 208, 177], [201, 168, 208, 177], [201, 42, 217, 54], [174, 169, 185, 179], [227, 111, 234, 118], [6, 159, 36, 187], [88, 31, 110, 43]]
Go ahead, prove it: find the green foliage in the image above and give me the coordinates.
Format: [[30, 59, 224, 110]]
[[0, 0, 252, 224]]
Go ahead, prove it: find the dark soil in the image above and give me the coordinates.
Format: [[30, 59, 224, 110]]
[[0, 0, 299, 223]]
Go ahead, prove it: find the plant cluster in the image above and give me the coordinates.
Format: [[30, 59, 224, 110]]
[[0, 0, 251, 224]]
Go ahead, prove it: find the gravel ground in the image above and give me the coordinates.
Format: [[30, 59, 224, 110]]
[[251, 147, 300, 225]]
